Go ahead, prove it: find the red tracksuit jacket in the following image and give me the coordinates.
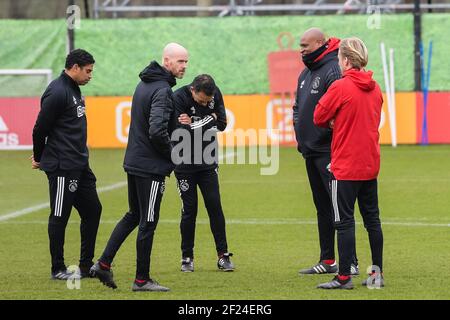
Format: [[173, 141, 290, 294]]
[[313, 68, 383, 180]]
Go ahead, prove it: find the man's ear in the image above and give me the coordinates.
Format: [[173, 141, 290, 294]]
[[71, 64, 80, 72], [163, 56, 170, 67]]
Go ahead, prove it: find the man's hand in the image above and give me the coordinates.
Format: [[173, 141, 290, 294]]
[[329, 119, 335, 129], [178, 113, 192, 125], [30, 155, 40, 169]]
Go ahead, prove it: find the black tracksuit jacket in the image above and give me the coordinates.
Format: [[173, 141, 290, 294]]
[[123, 61, 177, 177], [172, 85, 227, 173], [293, 51, 341, 158], [32, 71, 89, 172]]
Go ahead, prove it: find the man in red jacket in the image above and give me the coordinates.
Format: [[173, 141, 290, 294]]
[[313, 37, 384, 289]]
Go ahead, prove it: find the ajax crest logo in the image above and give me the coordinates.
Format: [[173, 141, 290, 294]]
[[179, 180, 189, 192], [208, 99, 215, 109], [69, 180, 78, 192], [312, 76, 321, 90]]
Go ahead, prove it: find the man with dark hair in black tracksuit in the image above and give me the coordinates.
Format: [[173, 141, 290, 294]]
[[89, 43, 189, 292], [293, 28, 358, 275], [32, 49, 101, 280], [172, 74, 234, 273]]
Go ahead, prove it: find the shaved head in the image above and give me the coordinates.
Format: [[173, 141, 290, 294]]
[[299, 28, 327, 57], [162, 42, 188, 61], [162, 42, 189, 79], [302, 28, 326, 43]]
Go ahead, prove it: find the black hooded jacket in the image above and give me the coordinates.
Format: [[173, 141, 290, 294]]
[[293, 45, 341, 158], [123, 61, 177, 177], [32, 71, 89, 172]]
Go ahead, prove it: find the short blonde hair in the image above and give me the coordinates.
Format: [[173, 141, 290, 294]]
[[339, 37, 368, 69]]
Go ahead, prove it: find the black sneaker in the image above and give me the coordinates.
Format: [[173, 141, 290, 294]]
[[317, 276, 354, 290], [217, 253, 235, 272], [89, 261, 117, 289], [78, 265, 95, 279], [51, 269, 75, 280], [132, 279, 170, 292], [299, 261, 338, 274], [181, 257, 194, 272], [362, 273, 385, 288]]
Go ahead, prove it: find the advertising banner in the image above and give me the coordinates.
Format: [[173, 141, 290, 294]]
[[0, 98, 40, 150]]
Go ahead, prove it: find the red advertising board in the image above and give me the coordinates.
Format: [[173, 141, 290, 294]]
[[0, 98, 40, 150], [416, 92, 450, 144], [267, 32, 305, 146], [1, 93, 450, 150]]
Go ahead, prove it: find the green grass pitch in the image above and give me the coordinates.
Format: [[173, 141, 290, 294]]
[[0, 146, 449, 300]]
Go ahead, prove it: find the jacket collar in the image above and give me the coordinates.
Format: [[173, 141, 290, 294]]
[[60, 70, 80, 91]]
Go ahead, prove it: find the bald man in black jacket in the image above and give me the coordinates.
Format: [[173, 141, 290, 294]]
[[293, 28, 359, 275], [90, 43, 189, 292]]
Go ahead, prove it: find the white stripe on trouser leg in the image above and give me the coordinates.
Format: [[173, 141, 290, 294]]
[[332, 180, 340, 222], [331, 180, 338, 222], [58, 177, 65, 217], [176, 180, 184, 212], [147, 181, 159, 222], [54, 177, 60, 217], [55, 177, 65, 217], [149, 182, 159, 222], [147, 181, 156, 222], [176, 180, 182, 197]]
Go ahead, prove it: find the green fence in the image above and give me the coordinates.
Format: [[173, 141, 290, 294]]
[[0, 14, 448, 96]]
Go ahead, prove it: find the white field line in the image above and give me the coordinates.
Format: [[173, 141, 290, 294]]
[[1, 218, 449, 228], [0, 152, 236, 222], [0, 182, 127, 222]]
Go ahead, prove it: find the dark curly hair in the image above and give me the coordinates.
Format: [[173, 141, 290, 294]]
[[65, 49, 95, 69], [191, 74, 216, 96]]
